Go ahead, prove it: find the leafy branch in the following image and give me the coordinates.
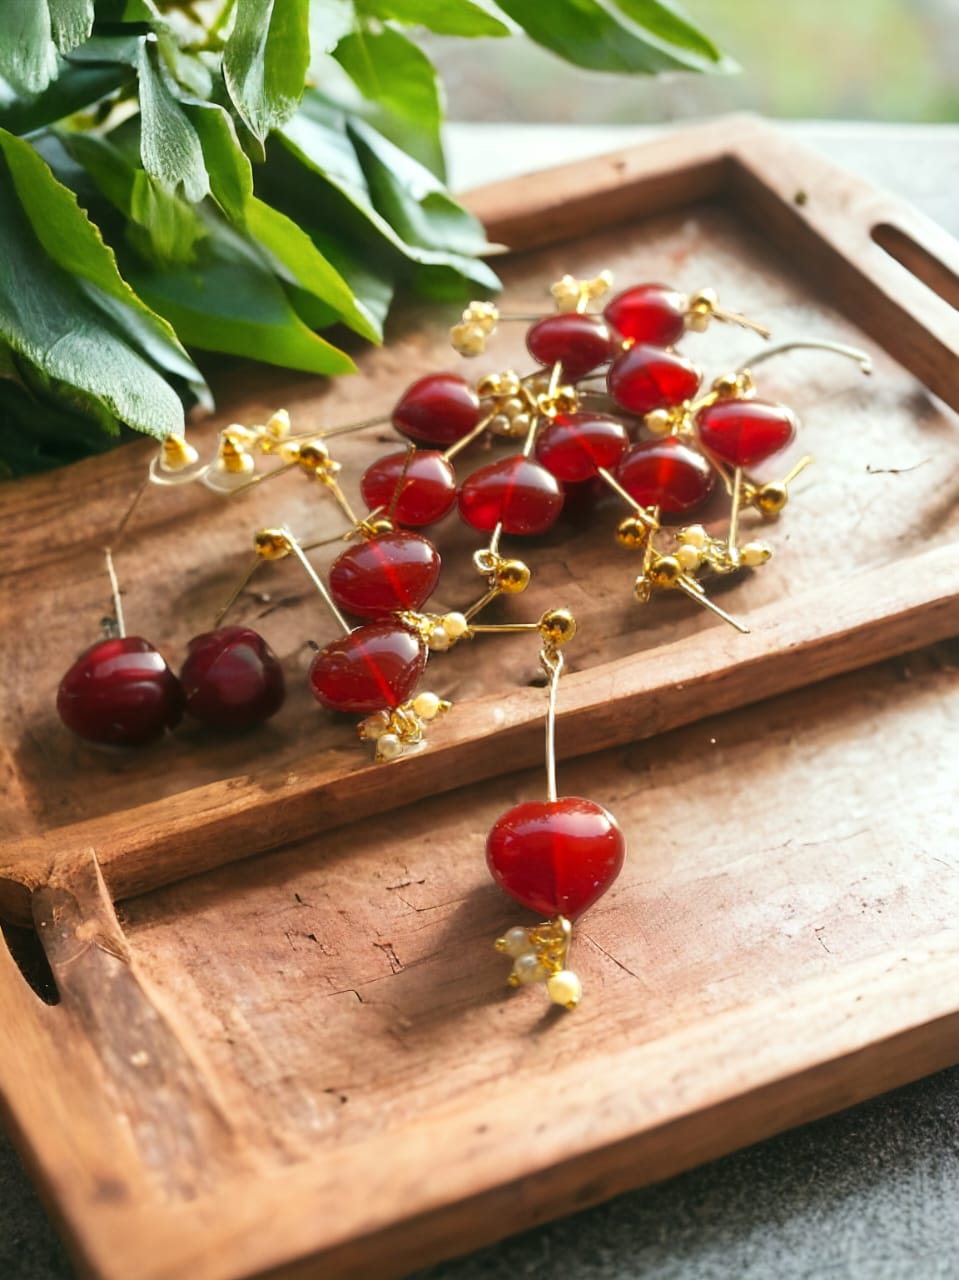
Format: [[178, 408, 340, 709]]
[[0, 0, 726, 476]]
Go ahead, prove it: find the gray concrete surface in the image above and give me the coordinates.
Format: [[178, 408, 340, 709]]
[[3, 122, 958, 1280]]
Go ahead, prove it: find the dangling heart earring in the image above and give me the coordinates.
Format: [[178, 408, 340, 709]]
[[487, 610, 625, 1010]]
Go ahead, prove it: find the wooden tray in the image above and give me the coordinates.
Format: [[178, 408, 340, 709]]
[[1, 117, 959, 1280]]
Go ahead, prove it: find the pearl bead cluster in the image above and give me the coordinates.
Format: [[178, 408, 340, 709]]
[[495, 920, 582, 1010], [358, 690, 452, 761]]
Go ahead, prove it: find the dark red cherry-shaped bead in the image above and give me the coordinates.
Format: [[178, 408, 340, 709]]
[[535, 411, 629, 483], [392, 374, 481, 447], [57, 636, 184, 746], [696, 397, 797, 468], [360, 449, 456, 527], [458, 456, 564, 535], [604, 283, 686, 347], [526, 313, 617, 382], [328, 532, 441, 620], [615, 436, 715, 513], [607, 344, 702, 415], [309, 621, 426, 714], [486, 797, 626, 919], [179, 627, 285, 732]]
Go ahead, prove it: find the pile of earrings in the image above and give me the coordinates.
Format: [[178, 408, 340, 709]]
[[56, 268, 871, 1006]]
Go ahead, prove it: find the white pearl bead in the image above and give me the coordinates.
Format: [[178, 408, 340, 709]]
[[442, 612, 469, 639], [359, 711, 390, 740], [741, 541, 772, 567], [428, 625, 451, 651], [376, 733, 404, 761], [513, 953, 545, 985], [675, 544, 702, 573], [265, 408, 291, 439], [546, 969, 582, 1009], [502, 927, 534, 959], [681, 523, 708, 548], [412, 691, 441, 720]]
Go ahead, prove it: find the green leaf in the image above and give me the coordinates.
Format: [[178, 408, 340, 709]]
[[613, 0, 722, 61], [0, 126, 209, 404], [223, 0, 311, 143], [0, 62, 127, 135], [135, 38, 209, 202], [353, 0, 510, 38], [186, 100, 380, 341], [0, 6, 58, 95], [493, 0, 723, 73], [48, 0, 95, 52], [279, 95, 498, 293], [0, 153, 188, 440], [128, 219, 357, 376], [332, 27, 445, 178]]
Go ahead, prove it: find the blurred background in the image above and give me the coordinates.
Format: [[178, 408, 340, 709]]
[[428, 0, 959, 124]]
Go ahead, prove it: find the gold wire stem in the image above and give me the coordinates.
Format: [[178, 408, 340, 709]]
[[488, 521, 504, 559], [320, 475, 361, 528], [736, 339, 872, 377], [463, 585, 502, 622], [387, 444, 417, 522], [285, 532, 352, 635], [714, 306, 772, 339], [228, 459, 298, 496], [103, 546, 126, 638], [676, 577, 750, 634], [783, 454, 814, 486], [112, 477, 150, 544], [545, 359, 562, 406], [643, 507, 661, 577], [285, 415, 392, 443], [467, 622, 542, 635], [728, 466, 743, 554], [443, 410, 496, 462], [543, 648, 564, 803], [213, 556, 261, 628], [596, 468, 659, 527]]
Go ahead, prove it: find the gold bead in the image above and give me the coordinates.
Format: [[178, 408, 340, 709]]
[[254, 528, 290, 560], [160, 434, 199, 472], [539, 607, 576, 645], [756, 481, 788, 515], [688, 287, 717, 316], [278, 441, 301, 465], [476, 373, 502, 399], [296, 441, 331, 472], [616, 516, 649, 549], [711, 372, 740, 398], [495, 559, 531, 593], [633, 576, 652, 604], [264, 409, 291, 440], [366, 517, 394, 536], [219, 433, 253, 473], [649, 556, 682, 589]]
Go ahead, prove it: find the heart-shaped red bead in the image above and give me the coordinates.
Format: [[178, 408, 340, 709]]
[[696, 397, 797, 468], [526, 313, 617, 381], [604, 283, 686, 347], [309, 621, 426, 713], [458, 456, 564, 535], [607, 344, 701, 415], [392, 374, 481, 446], [328, 532, 441, 620], [535, 411, 629, 483], [360, 449, 457, 527], [487, 796, 626, 919], [615, 436, 715, 513]]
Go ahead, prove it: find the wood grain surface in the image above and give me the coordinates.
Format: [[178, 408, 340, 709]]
[[0, 117, 958, 1280]]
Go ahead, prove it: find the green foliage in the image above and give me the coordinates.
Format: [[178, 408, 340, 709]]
[[0, 0, 723, 476]]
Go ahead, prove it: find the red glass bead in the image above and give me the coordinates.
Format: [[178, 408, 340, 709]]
[[392, 374, 481, 446], [535, 411, 629, 482], [57, 636, 184, 746], [526, 313, 617, 382], [486, 797, 626, 919], [329, 532, 441, 620], [607, 344, 702, 415], [309, 621, 426, 714], [615, 436, 715, 513], [179, 627, 285, 732], [360, 450, 457, 527], [696, 397, 797, 468], [604, 283, 686, 347], [458, 456, 564, 535]]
